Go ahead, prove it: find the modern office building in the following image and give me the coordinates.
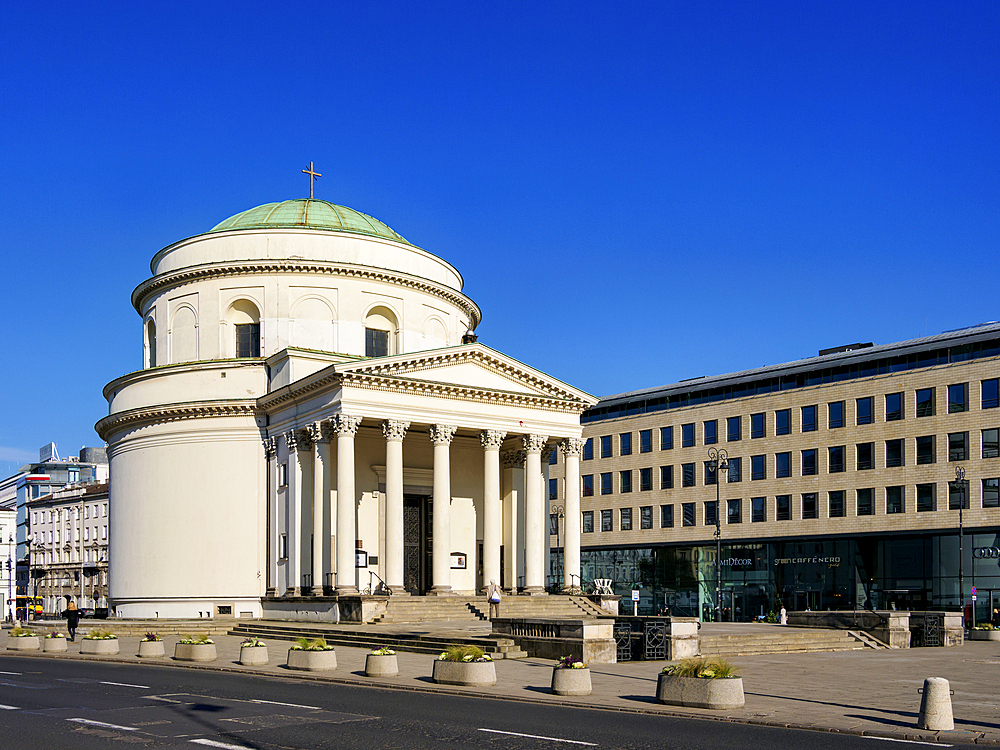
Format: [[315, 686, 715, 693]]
[[548, 323, 1000, 622]]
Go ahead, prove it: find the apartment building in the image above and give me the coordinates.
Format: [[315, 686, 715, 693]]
[[548, 322, 1000, 621]]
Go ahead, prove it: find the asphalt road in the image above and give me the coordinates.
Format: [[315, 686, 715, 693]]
[[0, 656, 975, 750]]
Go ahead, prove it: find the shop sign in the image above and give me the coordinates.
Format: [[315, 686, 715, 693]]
[[721, 558, 753, 566], [973, 547, 1000, 559], [774, 556, 841, 567]]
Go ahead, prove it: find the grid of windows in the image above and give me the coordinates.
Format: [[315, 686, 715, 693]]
[[620, 433, 632, 456], [704, 461, 717, 485], [705, 500, 718, 526], [829, 490, 845, 518], [728, 416, 741, 442], [639, 429, 652, 453], [886, 392, 903, 421], [802, 405, 817, 432], [802, 492, 818, 519], [802, 449, 817, 475], [600, 435, 612, 458], [776, 452, 791, 478], [236, 323, 261, 358], [776, 495, 791, 521], [727, 498, 741, 524], [857, 488, 874, 516], [583, 474, 594, 497], [728, 457, 742, 483], [549, 478, 558, 500], [640, 467, 652, 492], [661, 426, 674, 450], [751, 454, 766, 480], [582, 511, 594, 533], [857, 442, 874, 470], [828, 401, 845, 429], [704, 420, 718, 445], [916, 435, 936, 465], [856, 397, 873, 425], [682, 423, 695, 448], [916, 388, 935, 417], [364, 327, 387, 358], [660, 465, 674, 489], [776, 409, 791, 435], [682, 502, 695, 527], [984, 478, 999, 509], [583, 438, 593, 460], [948, 383, 968, 413], [682, 463, 695, 487], [620, 507, 633, 530], [984, 379, 999, 409], [828, 445, 845, 473], [948, 432, 968, 462], [917, 483, 936, 512], [948, 480, 968, 510], [600, 472, 612, 495], [751, 497, 766, 522], [751, 412, 765, 439], [886, 439, 904, 467], [661, 505, 674, 528], [640, 506, 653, 529], [620, 470, 632, 493], [886, 486, 904, 514], [985, 429, 999, 459], [601, 509, 613, 531]]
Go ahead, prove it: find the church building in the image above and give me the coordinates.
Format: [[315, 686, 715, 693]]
[[97, 194, 597, 619]]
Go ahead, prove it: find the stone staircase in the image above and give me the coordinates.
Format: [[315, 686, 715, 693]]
[[376, 594, 609, 624], [699, 626, 878, 657]]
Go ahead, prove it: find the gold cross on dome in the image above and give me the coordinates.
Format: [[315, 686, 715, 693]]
[[301, 161, 321, 199]]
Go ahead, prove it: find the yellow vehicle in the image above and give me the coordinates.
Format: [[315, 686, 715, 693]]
[[15, 596, 43, 617]]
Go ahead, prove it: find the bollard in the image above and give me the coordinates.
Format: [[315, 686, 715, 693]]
[[917, 677, 954, 731]]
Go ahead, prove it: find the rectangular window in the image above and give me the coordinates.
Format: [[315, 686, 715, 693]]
[[682, 502, 695, 527], [601, 509, 613, 532], [886, 392, 904, 421], [983, 379, 999, 409], [828, 445, 845, 473], [886, 439, 904, 467], [704, 461, 717, 485], [857, 488, 874, 516], [916, 388, 935, 417], [801, 405, 817, 432], [751, 497, 766, 522], [278, 462, 288, 487], [886, 486, 905, 514], [917, 483, 936, 512], [582, 474, 594, 497], [620, 507, 633, 531], [983, 478, 999, 509], [640, 505, 652, 529], [948, 432, 968, 462], [828, 401, 845, 429], [704, 500, 718, 526], [549, 449, 558, 466], [949, 480, 968, 510], [856, 397, 873, 425], [549, 478, 558, 500], [802, 492, 818, 519], [751, 454, 766, 480], [776, 452, 791, 478], [775, 409, 791, 435], [582, 511, 594, 533], [727, 416, 741, 442], [600, 435, 612, 458], [279, 533, 288, 559], [660, 426, 674, 450], [682, 423, 695, 448], [236, 322, 261, 358], [600, 472, 613, 495], [751, 412, 765, 439], [620, 470, 633, 493], [660, 465, 674, 489], [776, 495, 791, 521], [727, 456, 742, 483], [660, 505, 674, 528], [583, 437, 593, 460], [639, 467, 652, 492], [639, 429, 652, 453], [857, 442, 874, 470], [948, 383, 968, 413], [364, 327, 388, 358], [802, 449, 817, 476], [550, 513, 559, 535], [620, 433, 632, 456], [916, 435, 936, 465], [682, 463, 695, 487], [984, 429, 999, 459], [829, 490, 845, 518], [704, 420, 718, 445], [727, 498, 742, 524]]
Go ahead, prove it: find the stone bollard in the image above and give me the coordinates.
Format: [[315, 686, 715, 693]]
[[917, 677, 954, 731]]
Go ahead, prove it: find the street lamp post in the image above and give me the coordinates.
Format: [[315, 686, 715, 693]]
[[707, 448, 729, 623], [954, 466, 966, 629], [6, 534, 12, 622]]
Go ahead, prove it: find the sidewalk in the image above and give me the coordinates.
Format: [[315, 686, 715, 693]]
[[3, 625, 999, 744]]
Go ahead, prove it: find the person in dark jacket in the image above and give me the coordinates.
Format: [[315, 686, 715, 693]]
[[63, 595, 81, 641]]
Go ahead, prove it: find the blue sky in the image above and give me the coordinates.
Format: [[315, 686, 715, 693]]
[[1, 2, 997, 475]]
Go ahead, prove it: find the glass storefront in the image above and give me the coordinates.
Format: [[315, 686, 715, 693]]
[[563, 530, 1000, 621]]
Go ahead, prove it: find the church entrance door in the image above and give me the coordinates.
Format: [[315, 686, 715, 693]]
[[403, 494, 432, 595]]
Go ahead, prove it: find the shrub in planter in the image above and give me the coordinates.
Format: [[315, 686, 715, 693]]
[[551, 655, 591, 696], [287, 637, 337, 671], [239, 637, 268, 665], [81, 629, 120, 655], [138, 633, 165, 658], [174, 634, 217, 662], [432, 645, 496, 687], [365, 646, 398, 677], [971, 624, 1000, 641], [43, 631, 68, 653], [7, 627, 40, 651], [657, 657, 744, 709]]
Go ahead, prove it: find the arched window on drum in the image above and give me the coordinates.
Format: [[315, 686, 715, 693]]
[[365, 305, 398, 358], [227, 299, 261, 358]]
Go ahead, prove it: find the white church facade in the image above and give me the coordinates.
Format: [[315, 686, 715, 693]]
[[97, 198, 596, 619]]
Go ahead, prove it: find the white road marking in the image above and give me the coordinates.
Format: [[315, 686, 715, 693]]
[[189, 740, 252, 749], [67, 718, 139, 731], [0, 671, 21, 675], [479, 728, 598, 746], [249, 699, 321, 710], [0, 704, 18, 710], [146, 696, 186, 703], [99, 680, 150, 689], [867, 739, 953, 747]]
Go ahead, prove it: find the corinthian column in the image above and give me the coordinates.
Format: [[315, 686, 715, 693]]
[[309, 422, 332, 596], [523, 433, 548, 594], [560, 438, 584, 593], [334, 414, 363, 594], [263, 437, 278, 597], [285, 428, 313, 596], [382, 419, 410, 593], [480, 430, 506, 591], [429, 424, 457, 595]]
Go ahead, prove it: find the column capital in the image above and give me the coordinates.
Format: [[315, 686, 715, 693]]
[[480, 429, 507, 451], [285, 428, 313, 453], [429, 424, 457, 446], [522, 434, 549, 454], [559, 438, 585, 457], [308, 421, 331, 444], [333, 413, 362, 438], [263, 436, 278, 459], [501, 449, 526, 469], [382, 420, 410, 443]]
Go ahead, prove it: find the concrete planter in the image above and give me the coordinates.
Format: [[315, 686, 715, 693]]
[[43, 636, 68, 653], [138, 640, 166, 658], [7, 636, 40, 651], [174, 642, 217, 662], [432, 659, 496, 687], [551, 667, 592, 696], [365, 653, 399, 677], [656, 674, 744, 709], [239, 645, 269, 665], [970, 630, 1000, 641], [286, 648, 337, 671], [81, 638, 120, 655]]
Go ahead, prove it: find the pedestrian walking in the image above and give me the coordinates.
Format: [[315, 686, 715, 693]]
[[779, 606, 787, 626], [63, 595, 81, 641], [487, 580, 502, 620]]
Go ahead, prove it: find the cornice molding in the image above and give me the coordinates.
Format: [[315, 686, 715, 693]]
[[95, 399, 259, 440]]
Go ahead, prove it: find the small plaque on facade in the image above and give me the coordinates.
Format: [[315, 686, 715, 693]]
[[450, 552, 467, 570]]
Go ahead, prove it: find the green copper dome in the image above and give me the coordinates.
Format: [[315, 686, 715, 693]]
[[209, 199, 411, 245]]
